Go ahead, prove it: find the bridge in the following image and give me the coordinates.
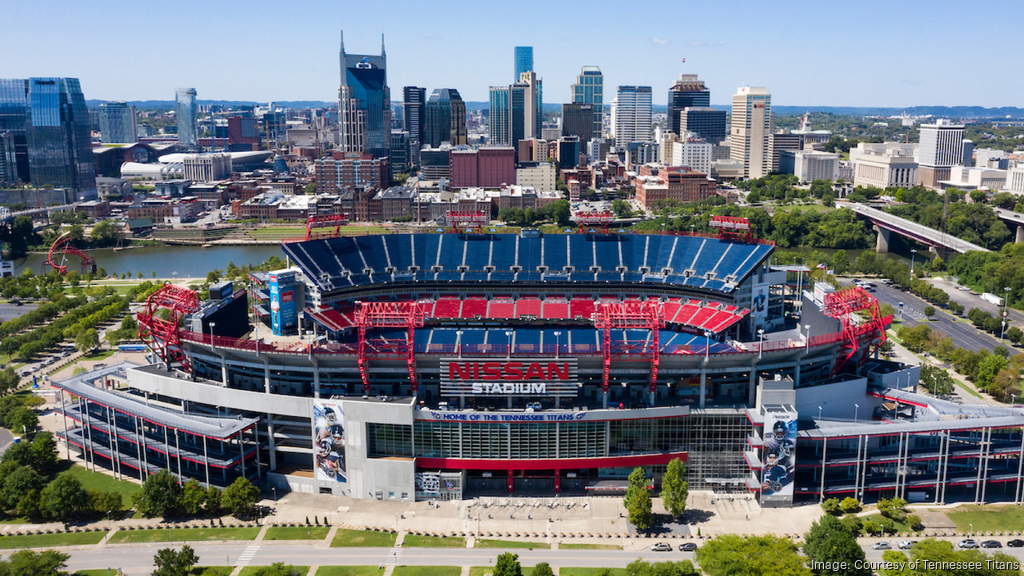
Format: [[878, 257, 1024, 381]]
[[992, 207, 1024, 243], [838, 201, 989, 255], [0, 203, 77, 223]]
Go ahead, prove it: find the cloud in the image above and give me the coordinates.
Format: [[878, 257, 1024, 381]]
[[688, 40, 727, 47], [652, 37, 669, 45]]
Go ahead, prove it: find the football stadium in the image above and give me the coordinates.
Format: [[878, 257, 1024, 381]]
[[54, 216, 1024, 508]]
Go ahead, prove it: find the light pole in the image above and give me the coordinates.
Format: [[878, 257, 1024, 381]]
[[553, 331, 561, 358], [704, 330, 712, 363], [804, 324, 811, 352], [690, 224, 695, 236], [505, 330, 513, 358], [757, 329, 766, 360], [1001, 287, 1010, 340], [854, 403, 860, 422], [910, 249, 917, 276], [208, 322, 216, 347], [1011, 393, 1015, 407], [818, 406, 822, 421], [661, 223, 665, 236], [970, 523, 973, 538], [456, 330, 464, 358]]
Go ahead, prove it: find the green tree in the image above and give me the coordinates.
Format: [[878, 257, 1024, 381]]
[[624, 467, 653, 532], [839, 497, 861, 514], [820, 498, 841, 515], [695, 534, 812, 576], [0, 549, 70, 576], [976, 354, 1008, 390], [75, 328, 99, 353], [531, 562, 554, 576], [906, 514, 922, 531], [134, 470, 182, 518], [803, 514, 870, 576], [180, 479, 208, 516], [832, 250, 849, 275], [29, 432, 58, 475], [494, 552, 523, 576], [39, 470, 88, 520], [1006, 326, 1023, 345], [7, 407, 38, 436], [0, 368, 19, 396], [90, 220, 123, 247], [222, 477, 260, 518], [1, 465, 43, 512], [152, 544, 199, 576], [924, 306, 935, 318], [205, 486, 222, 514], [919, 365, 955, 397], [89, 489, 124, 518], [660, 458, 688, 518], [249, 563, 304, 576]]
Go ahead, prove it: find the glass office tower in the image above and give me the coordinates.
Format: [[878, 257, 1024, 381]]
[[514, 46, 533, 80], [572, 66, 604, 139], [176, 88, 198, 150], [339, 30, 391, 160]]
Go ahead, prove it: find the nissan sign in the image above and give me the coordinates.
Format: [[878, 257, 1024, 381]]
[[440, 357, 578, 397]]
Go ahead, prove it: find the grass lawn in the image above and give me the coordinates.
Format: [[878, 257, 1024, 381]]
[[858, 514, 916, 536], [239, 567, 308, 576], [263, 526, 330, 540], [955, 382, 984, 399], [473, 539, 550, 549], [79, 350, 116, 362], [109, 526, 260, 543], [62, 464, 141, 511], [402, 534, 466, 548], [315, 568, 385, 576], [392, 567, 461, 576], [330, 528, 397, 547], [190, 569, 232, 576], [560, 570, 627, 576], [246, 227, 307, 237], [558, 543, 622, 550], [944, 505, 1024, 533], [773, 204, 834, 214], [0, 530, 107, 549]]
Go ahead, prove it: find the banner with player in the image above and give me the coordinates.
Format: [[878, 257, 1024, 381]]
[[761, 411, 797, 501], [313, 400, 346, 482]]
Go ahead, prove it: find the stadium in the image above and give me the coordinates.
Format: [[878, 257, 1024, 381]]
[[53, 215, 1024, 508]]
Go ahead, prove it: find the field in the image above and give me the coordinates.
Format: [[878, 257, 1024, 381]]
[[330, 528, 397, 547], [263, 526, 331, 540], [943, 505, 1024, 533], [108, 526, 260, 543], [473, 539, 550, 549], [62, 464, 142, 511], [392, 568, 461, 576], [0, 530, 107, 549], [402, 534, 466, 547], [315, 568, 386, 576], [239, 567, 308, 576]]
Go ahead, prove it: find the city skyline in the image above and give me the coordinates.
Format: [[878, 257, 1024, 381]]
[[3, 0, 1021, 108]]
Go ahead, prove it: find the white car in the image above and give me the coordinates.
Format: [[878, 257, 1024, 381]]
[[872, 541, 891, 550], [958, 539, 979, 549], [898, 540, 915, 550]]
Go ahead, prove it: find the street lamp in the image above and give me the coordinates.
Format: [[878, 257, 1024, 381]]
[[970, 523, 973, 538], [661, 222, 665, 236], [1011, 393, 1016, 408], [818, 406, 822, 421], [456, 330, 464, 358], [910, 249, 917, 276], [208, 322, 216, 346], [553, 331, 562, 358], [690, 224, 695, 236], [757, 329, 766, 360], [1001, 287, 1010, 340], [704, 330, 713, 363], [854, 403, 860, 422], [505, 330, 513, 358], [804, 324, 811, 352]]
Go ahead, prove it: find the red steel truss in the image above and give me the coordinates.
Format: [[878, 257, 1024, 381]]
[[573, 210, 614, 234], [301, 214, 349, 242], [594, 300, 665, 395], [823, 286, 888, 374], [448, 210, 489, 234], [354, 301, 426, 394], [46, 232, 97, 274], [137, 284, 201, 373], [708, 215, 754, 243]]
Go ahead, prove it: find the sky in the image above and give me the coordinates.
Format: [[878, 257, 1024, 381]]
[[2, 0, 1022, 108]]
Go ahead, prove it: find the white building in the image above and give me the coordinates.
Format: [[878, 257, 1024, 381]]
[[515, 162, 556, 192], [942, 166, 1008, 191], [670, 133, 713, 174], [975, 148, 1010, 169], [849, 142, 918, 189], [1006, 166, 1024, 194], [183, 153, 232, 182], [917, 119, 965, 188], [730, 87, 772, 179], [778, 150, 839, 183], [613, 86, 652, 146]]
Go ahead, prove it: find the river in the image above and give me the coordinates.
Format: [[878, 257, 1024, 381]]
[[10, 244, 284, 278]]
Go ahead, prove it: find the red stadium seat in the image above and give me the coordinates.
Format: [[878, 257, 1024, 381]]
[[569, 299, 596, 320], [461, 298, 488, 318], [487, 299, 515, 318], [516, 298, 542, 318], [433, 298, 461, 318], [541, 299, 569, 319]]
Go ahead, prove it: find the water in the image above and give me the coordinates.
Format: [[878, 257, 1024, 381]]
[[11, 244, 284, 278]]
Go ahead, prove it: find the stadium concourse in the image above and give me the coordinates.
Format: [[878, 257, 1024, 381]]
[[52, 220, 1024, 510]]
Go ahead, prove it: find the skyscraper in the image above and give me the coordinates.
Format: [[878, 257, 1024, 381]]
[[730, 86, 772, 179], [98, 101, 138, 143], [176, 88, 197, 150], [0, 78, 96, 199], [666, 74, 710, 136], [489, 73, 541, 149], [571, 66, 603, 139], [613, 86, 652, 146], [514, 46, 533, 80], [561, 103, 594, 144], [403, 86, 426, 164], [339, 30, 391, 160], [917, 119, 965, 188], [425, 88, 467, 147], [0, 131, 18, 185], [679, 107, 727, 145]]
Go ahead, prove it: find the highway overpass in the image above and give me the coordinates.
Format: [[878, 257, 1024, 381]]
[[838, 201, 989, 255]]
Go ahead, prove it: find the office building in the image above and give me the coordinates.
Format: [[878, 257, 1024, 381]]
[[425, 89, 467, 147], [679, 107, 727, 145], [571, 66, 604, 138], [667, 74, 710, 136], [420, 146, 451, 181], [613, 86, 652, 146], [730, 87, 772, 179], [98, 101, 138, 144], [338, 30, 391, 160], [515, 161, 556, 192], [390, 130, 411, 174], [227, 115, 259, 150], [0, 78, 97, 199], [449, 147, 515, 189], [670, 134, 713, 174], [489, 73, 542, 150], [403, 87, 426, 164], [0, 131, 18, 185], [770, 132, 803, 173], [849, 142, 918, 189], [314, 152, 390, 194], [917, 120, 965, 189], [1006, 166, 1024, 194], [561, 103, 594, 144], [779, 150, 840, 183], [556, 136, 582, 170], [182, 153, 232, 182], [514, 46, 533, 79], [176, 88, 198, 150], [634, 165, 715, 207]]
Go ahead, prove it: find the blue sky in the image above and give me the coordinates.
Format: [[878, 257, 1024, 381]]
[[3, 0, 1021, 107]]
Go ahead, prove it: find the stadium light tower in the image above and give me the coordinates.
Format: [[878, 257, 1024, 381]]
[[505, 330, 514, 358], [553, 330, 562, 358]]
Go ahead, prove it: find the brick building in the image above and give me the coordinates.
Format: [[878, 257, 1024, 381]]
[[449, 147, 515, 189], [633, 165, 715, 208], [315, 152, 389, 194]]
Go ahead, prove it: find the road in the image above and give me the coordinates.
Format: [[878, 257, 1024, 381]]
[[54, 540, 1024, 574], [0, 302, 38, 324]]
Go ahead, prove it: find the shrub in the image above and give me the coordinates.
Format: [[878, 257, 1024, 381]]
[[839, 497, 861, 514]]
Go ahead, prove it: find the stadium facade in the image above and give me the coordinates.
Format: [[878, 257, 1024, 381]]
[[54, 224, 1024, 508]]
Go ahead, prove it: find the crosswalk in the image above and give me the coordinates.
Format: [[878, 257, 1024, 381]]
[[236, 545, 260, 568]]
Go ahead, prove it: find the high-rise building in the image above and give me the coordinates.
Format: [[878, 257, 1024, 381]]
[[917, 119, 965, 188], [571, 66, 604, 138], [449, 147, 515, 189], [403, 86, 426, 164], [613, 86, 652, 146], [679, 107, 727, 145], [176, 88, 198, 150], [390, 130, 411, 174], [338, 30, 391, 160], [98, 101, 138, 144], [514, 46, 533, 80], [227, 115, 259, 150], [561, 103, 594, 144], [0, 131, 17, 185], [0, 78, 96, 199], [730, 87, 772, 179], [769, 132, 803, 173], [489, 73, 542, 150], [425, 88, 467, 147], [667, 74, 711, 136]]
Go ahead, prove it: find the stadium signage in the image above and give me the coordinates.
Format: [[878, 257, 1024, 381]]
[[429, 411, 588, 422], [440, 357, 578, 397]]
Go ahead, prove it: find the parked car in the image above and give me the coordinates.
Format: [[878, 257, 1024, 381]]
[[957, 539, 979, 549], [679, 542, 698, 552], [898, 540, 916, 550], [872, 541, 891, 550], [1006, 539, 1024, 547], [651, 542, 672, 552], [980, 540, 1002, 549]]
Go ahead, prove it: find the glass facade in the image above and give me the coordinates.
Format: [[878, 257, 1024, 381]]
[[176, 88, 197, 149], [0, 78, 95, 198], [339, 34, 391, 160], [572, 67, 604, 138], [368, 423, 413, 458], [425, 89, 467, 147], [514, 46, 533, 80], [98, 101, 137, 144]]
